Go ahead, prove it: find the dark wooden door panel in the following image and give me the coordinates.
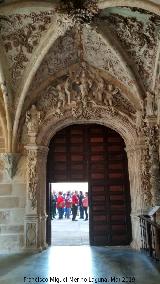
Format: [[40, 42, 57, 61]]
[[47, 124, 131, 246]]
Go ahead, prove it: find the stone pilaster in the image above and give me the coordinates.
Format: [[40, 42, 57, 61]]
[[126, 143, 152, 249], [24, 145, 48, 251], [145, 116, 160, 206]]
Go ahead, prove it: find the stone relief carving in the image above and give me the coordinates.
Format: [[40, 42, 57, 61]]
[[26, 105, 42, 143], [26, 150, 38, 210], [29, 28, 78, 93], [105, 12, 158, 89], [26, 147, 48, 211], [0, 10, 56, 85], [26, 222, 37, 248], [29, 24, 138, 96], [0, 153, 20, 179], [36, 63, 136, 125], [83, 26, 137, 93], [143, 122, 160, 205], [140, 147, 152, 206]]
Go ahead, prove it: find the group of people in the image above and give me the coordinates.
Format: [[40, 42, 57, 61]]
[[51, 190, 88, 221]]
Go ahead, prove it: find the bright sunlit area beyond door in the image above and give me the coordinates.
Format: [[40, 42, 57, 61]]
[[51, 182, 89, 246]]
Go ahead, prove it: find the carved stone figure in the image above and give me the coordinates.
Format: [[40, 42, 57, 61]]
[[26, 105, 41, 134], [36, 64, 136, 127], [103, 84, 118, 108], [64, 77, 71, 105], [79, 70, 89, 98], [56, 84, 66, 109], [93, 77, 105, 102]]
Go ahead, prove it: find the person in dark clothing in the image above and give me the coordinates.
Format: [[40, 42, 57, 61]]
[[71, 191, 79, 221], [79, 191, 84, 219], [51, 191, 57, 219]]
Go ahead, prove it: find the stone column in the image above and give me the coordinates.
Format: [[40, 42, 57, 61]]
[[126, 143, 152, 249], [24, 145, 48, 251]]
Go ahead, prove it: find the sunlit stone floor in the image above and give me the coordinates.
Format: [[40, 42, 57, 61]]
[[0, 246, 160, 284], [0, 219, 160, 284]]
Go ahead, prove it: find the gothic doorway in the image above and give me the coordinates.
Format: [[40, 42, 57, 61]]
[[46, 124, 132, 246]]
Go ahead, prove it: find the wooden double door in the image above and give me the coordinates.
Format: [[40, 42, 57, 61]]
[[47, 124, 132, 246]]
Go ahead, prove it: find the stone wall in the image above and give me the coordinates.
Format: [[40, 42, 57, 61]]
[[0, 155, 26, 252]]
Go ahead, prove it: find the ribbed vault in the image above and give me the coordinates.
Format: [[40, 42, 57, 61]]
[[0, 0, 159, 152]]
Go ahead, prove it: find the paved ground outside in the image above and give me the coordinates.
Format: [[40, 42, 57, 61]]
[[51, 217, 89, 246]]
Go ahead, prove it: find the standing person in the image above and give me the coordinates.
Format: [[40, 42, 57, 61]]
[[56, 191, 65, 219], [65, 192, 72, 219], [82, 192, 89, 221], [51, 191, 57, 219], [79, 191, 84, 219], [71, 191, 79, 221]]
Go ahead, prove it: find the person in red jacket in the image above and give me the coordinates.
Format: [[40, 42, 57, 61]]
[[71, 191, 79, 221], [82, 192, 89, 221], [56, 191, 65, 219]]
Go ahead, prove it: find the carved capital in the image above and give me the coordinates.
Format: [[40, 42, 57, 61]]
[[0, 153, 21, 179]]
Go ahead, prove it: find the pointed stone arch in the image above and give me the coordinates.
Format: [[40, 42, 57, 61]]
[[24, 82, 152, 250]]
